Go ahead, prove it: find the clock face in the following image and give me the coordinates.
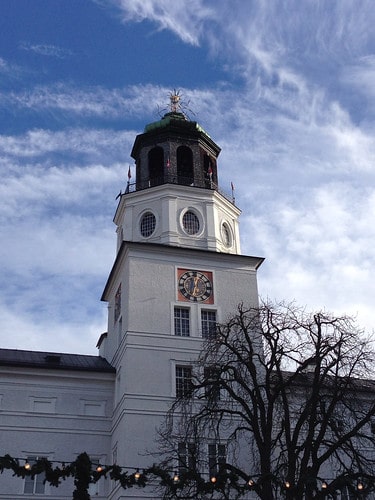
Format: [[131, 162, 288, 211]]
[[178, 271, 212, 302]]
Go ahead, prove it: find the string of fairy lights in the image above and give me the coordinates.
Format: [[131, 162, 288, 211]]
[[0, 452, 372, 496]]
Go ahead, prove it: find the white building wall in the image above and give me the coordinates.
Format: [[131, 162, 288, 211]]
[[0, 366, 115, 499], [114, 184, 241, 254]]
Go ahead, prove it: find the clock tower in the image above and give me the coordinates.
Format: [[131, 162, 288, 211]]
[[98, 93, 263, 498]]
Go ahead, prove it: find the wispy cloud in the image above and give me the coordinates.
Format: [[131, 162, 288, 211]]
[[0, 151, 124, 353], [19, 42, 73, 59], [104, 0, 216, 45], [0, 127, 136, 163], [0, 83, 169, 120], [0, 300, 106, 354], [0, 56, 24, 80], [0, 57, 10, 72], [102, 1, 375, 133], [245, 181, 375, 328], [107, 1, 375, 75], [341, 55, 375, 117]]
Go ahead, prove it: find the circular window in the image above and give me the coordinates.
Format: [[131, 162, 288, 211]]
[[140, 212, 156, 237], [182, 210, 200, 235], [221, 222, 232, 247]]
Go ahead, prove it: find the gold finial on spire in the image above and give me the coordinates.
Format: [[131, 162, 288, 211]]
[[169, 89, 181, 113], [156, 89, 194, 120]]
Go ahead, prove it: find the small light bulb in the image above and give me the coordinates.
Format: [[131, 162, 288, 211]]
[[357, 482, 364, 491], [173, 472, 179, 482], [96, 465, 103, 472], [248, 479, 255, 487], [285, 481, 291, 489], [322, 481, 328, 489], [134, 469, 141, 480], [210, 476, 217, 483], [24, 462, 31, 470]]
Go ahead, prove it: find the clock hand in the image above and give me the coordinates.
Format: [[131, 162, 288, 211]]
[[193, 276, 200, 295]]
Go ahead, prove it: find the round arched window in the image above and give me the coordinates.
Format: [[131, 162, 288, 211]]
[[182, 210, 200, 235], [221, 222, 232, 247], [140, 212, 156, 237]]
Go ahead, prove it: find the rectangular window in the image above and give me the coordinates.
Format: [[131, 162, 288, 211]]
[[201, 310, 217, 338], [208, 444, 226, 477], [116, 373, 121, 404], [24, 456, 46, 494], [204, 366, 221, 401], [175, 366, 192, 398], [174, 307, 190, 337], [114, 283, 121, 323], [340, 486, 357, 500], [178, 442, 196, 474], [88, 458, 100, 496], [118, 316, 123, 346], [111, 446, 118, 491]]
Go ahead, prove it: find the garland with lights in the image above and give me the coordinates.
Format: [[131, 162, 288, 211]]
[[0, 453, 374, 499], [0, 453, 238, 499]]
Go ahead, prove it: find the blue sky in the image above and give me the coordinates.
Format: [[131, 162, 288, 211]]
[[1, 0, 374, 354]]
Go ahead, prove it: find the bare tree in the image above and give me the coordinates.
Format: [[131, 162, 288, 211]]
[[158, 301, 375, 499]]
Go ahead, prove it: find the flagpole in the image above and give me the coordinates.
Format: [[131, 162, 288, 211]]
[[125, 165, 132, 193]]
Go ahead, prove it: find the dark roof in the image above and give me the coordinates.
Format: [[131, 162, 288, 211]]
[[131, 112, 220, 159], [0, 348, 116, 373]]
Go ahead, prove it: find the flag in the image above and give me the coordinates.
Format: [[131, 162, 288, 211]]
[[231, 181, 235, 191], [127, 166, 132, 180]]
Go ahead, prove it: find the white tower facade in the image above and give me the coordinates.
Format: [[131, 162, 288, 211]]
[[98, 103, 263, 498]]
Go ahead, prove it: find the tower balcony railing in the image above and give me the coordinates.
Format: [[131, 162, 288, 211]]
[[124, 175, 235, 205]]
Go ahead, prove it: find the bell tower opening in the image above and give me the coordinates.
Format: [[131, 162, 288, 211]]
[[148, 146, 164, 187], [177, 146, 193, 186]]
